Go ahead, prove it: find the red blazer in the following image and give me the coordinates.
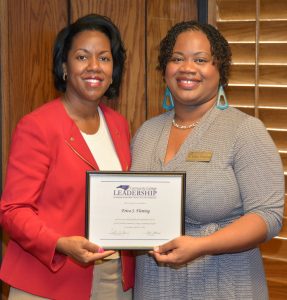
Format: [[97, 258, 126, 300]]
[[0, 98, 134, 299]]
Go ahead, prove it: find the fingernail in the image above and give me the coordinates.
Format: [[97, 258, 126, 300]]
[[98, 247, 104, 253], [154, 246, 159, 252]]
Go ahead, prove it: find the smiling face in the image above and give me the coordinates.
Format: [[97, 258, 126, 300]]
[[63, 30, 113, 105], [165, 30, 220, 109]]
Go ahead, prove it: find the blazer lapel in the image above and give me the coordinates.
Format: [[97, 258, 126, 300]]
[[61, 100, 129, 171], [64, 122, 99, 170]]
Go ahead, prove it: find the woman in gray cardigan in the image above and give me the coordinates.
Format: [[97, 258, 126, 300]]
[[131, 21, 284, 300]]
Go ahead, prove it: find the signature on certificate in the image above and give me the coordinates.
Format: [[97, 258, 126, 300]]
[[145, 231, 161, 236], [108, 228, 129, 235]]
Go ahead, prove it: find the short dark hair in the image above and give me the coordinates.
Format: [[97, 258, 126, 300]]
[[158, 21, 232, 86], [53, 14, 126, 99]]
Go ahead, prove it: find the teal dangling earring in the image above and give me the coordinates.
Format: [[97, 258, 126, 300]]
[[216, 85, 229, 110], [162, 87, 175, 111]]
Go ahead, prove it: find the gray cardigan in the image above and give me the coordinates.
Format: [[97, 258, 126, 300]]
[[131, 106, 284, 300]]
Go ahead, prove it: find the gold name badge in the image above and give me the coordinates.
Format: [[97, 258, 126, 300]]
[[186, 151, 213, 162]]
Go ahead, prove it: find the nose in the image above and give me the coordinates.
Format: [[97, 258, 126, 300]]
[[179, 60, 197, 73], [87, 57, 101, 72]]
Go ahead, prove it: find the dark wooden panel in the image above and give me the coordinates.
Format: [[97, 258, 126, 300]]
[[2, 0, 67, 172], [217, 21, 256, 42], [259, 65, 287, 86], [1, 1, 68, 299], [261, 0, 287, 19], [269, 130, 287, 152], [70, 0, 146, 136], [225, 86, 255, 106], [229, 65, 255, 85], [267, 280, 287, 300], [0, 0, 9, 186], [146, 0, 197, 119], [263, 257, 287, 281], [260, 20, 287, 42], [259, 108, 287, 130], [7, 0, 67, 126], [259, 87, 287, 107]]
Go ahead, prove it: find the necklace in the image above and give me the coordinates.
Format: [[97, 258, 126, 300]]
[[172, 119, 199, 129]]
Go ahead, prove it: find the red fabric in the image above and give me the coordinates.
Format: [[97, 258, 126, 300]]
[[0, 98, 134, 299]]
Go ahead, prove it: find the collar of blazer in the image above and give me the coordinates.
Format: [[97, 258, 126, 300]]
[[63, 102, 128, 171]]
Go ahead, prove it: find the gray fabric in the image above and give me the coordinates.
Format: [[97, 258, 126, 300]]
[[131, 106, 284, 300]]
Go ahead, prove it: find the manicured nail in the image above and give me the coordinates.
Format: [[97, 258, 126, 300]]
[[154, 246, 159, 252], [98, 247, 104, 253]]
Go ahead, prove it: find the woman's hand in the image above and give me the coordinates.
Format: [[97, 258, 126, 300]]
[[150, 214, 268, 266], [56, 236, 115, 265], [150, 235, 204, 266]]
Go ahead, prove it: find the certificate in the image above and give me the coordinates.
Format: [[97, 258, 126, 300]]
[[86, 171, 185, 249]]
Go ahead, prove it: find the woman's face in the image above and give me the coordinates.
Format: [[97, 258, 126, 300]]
[[63, 30, 113, 103], [165, 30, 220, 109]]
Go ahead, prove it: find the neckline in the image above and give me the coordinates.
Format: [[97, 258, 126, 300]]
[[158, 105, 219, 168]]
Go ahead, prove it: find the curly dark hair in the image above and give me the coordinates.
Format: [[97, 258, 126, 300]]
[[158, 21, 232, 86], [53, 14, 126, 99]]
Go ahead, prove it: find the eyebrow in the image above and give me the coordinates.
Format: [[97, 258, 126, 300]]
[[172, 51, 210, 56], [73, 48, 112, 54]]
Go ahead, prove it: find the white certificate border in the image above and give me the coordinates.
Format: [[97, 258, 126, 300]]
[[86, 171, 186, 250]]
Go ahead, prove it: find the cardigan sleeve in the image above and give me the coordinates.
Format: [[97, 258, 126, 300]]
[[1, 115, 66, 272], [233, 116, 285, 241]]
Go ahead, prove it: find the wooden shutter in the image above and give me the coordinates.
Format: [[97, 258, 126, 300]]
[[213, 0, 287, 298]]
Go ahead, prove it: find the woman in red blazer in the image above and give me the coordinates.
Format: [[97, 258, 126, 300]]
[[0, 14, 134, 300]]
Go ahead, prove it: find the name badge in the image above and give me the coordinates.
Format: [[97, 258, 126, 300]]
[[186, 151, 213, 162]]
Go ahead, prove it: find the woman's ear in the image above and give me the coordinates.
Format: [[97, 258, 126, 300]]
[[62, 63, 68, 81], [62, 63, 67, 74]]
